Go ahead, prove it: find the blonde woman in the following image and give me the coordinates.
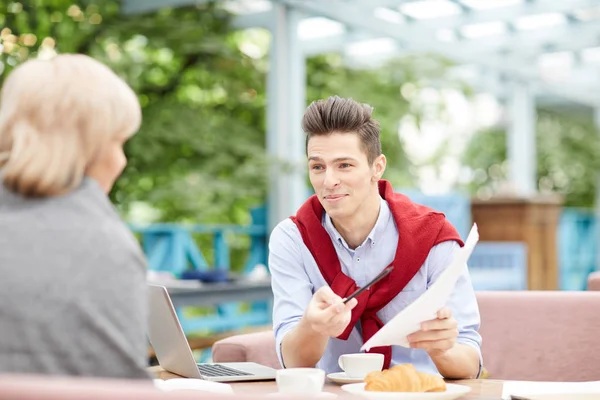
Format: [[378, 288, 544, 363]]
[[0, 54, 149, 379]]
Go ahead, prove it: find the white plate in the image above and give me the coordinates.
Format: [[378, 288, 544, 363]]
[[341, 382, 471, 400], [327, 372, 364, 384]]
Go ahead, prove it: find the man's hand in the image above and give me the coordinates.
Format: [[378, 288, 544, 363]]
[[305, 286, 358, 338], [406, 307, 458, 355]]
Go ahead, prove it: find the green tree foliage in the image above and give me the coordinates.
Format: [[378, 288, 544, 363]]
[[1, 0, 269, 226], [461, 109, 600, 207], [1, 0, 461, 225]]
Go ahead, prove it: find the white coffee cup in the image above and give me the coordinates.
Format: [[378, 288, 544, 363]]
[[338, 353, 384, 379], [276, 368, 325, 395]]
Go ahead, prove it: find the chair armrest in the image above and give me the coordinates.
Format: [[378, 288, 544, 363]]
[[212, 331, 280, 370], [588, 271, 600, 291]]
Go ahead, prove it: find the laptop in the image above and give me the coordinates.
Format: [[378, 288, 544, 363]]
[[147, 284, 277, 382]]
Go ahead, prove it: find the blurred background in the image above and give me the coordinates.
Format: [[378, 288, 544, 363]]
[[2, 0, 600, 360]]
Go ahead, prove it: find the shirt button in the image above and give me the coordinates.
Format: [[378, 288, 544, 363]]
[[357, 258, 360, 262]]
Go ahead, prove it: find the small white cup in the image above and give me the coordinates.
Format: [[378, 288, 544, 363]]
[[338, 353, 384, 379], [276, 368, 325, 395]]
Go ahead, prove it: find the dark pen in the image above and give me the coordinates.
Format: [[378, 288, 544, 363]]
[[342, 267, 394, 304]]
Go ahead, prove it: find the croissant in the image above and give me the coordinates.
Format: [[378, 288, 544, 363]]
[[416, 371, 446, 392], [364, 364, 446, 393]]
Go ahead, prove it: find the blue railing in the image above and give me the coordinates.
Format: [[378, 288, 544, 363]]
[[131, 207, 268, 275], [131, 206, 270, 337], [469, 242, 528, 290], [558, 208, 598, 290]]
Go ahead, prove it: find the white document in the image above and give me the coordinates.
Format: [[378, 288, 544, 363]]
[[153, 378, 234, 394], [361, 223, 479, 351], [501, 380, 600, 399]]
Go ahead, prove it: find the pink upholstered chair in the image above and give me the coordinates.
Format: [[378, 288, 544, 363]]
[[587, 271, 600, 291], [477, 291, 600, 381], [213, 291, 600, 382]]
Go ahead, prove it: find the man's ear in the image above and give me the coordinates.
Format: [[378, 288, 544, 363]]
[[372, 154, 387, 181]]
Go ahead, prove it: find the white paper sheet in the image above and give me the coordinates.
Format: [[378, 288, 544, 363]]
[[154, 378, 234, 394], [501, 380, 600, 399], [361, 224, 479, 351]]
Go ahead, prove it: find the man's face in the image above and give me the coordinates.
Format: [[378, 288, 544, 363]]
[[307, 132, 384, 222]]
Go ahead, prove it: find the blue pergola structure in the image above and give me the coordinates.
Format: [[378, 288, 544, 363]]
[[122, 0, 600, 232]]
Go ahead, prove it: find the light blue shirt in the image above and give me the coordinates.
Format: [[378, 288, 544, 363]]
[[269, 197, 482, 376]]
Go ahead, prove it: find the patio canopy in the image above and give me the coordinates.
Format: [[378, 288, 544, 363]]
[[123, 0, 600, 229]]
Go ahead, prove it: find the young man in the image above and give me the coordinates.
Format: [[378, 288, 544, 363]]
[[269, 96, 481, 379]]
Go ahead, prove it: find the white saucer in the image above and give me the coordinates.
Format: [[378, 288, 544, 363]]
[[340, 382, 472, 400], [267, 392, 337, 398], [327, 372, 364, 384]]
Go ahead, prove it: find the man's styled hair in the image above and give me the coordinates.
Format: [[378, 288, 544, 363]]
[[0, 54, 141, 198], [301, 96, 382, 164]]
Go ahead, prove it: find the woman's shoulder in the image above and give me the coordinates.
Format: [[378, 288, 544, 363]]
[[2, 176, 142, 256]]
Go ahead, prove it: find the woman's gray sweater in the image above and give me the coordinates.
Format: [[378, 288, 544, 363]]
[[0, 177, 150, 379]]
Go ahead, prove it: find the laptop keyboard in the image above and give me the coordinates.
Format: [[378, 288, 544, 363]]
[[197, 364, 253, 377]]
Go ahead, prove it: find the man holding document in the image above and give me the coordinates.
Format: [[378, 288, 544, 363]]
[[269, 96, 482, 379]]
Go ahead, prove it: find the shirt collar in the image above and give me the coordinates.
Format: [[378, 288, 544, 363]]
[[322, 197, 391, 251]]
